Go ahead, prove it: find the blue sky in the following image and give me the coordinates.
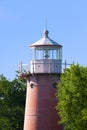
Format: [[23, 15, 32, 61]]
[[0, 0, 87, 80]]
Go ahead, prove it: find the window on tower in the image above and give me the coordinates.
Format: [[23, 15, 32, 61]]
[[52, 83, 57, 88], [30, 83, 35, 88]]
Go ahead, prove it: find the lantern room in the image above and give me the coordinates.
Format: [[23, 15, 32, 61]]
[[30, 30, 62, 74]]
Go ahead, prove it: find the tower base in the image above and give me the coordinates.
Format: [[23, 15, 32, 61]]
[[23, 73, 63, 130]]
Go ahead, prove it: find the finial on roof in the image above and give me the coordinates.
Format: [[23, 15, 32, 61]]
[[44, 30, 49, 38]]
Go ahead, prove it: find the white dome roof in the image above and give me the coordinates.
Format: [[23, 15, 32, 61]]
[[30, 30, 62, 47]]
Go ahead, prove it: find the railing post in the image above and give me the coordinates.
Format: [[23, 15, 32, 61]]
[[33, 61, 34, 74], [18, 61, 22, 74], [65, 60, 67, 70]]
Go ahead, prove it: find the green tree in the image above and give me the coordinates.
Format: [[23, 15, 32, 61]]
[[0, 75, 26, 130], [56, 64, 87, 130]]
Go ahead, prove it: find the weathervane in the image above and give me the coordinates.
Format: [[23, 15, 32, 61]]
[[46, 16, 47, 30]]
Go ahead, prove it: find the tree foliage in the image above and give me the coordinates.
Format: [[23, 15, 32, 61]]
[[56, 64, 87, 130], [0, 75, 26, 130]]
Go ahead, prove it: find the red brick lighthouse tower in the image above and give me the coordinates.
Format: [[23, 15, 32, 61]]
[[21, 30, 63, 130]]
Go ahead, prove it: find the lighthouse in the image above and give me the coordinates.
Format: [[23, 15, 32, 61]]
[[20, 30, 63, 130]]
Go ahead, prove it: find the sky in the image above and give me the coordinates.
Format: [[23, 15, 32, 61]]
[[0, 0, 87, 80]]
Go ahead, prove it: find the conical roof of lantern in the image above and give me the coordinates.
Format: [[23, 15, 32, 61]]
[[30, 30, 62, 48]]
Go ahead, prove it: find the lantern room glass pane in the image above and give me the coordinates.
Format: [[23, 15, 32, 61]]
[[52, 49, 59, 59], [33, 47, 62, 60], [44, 49, 49, 59], [36, 50, 39, 59], [36, 49, 43, 59], [49, 50, 53, 59], [59, 48, 62, 60]]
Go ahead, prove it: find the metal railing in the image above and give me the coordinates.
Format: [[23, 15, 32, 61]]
[[18, 60, 72, 75], [18, 63, 30, 74]]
